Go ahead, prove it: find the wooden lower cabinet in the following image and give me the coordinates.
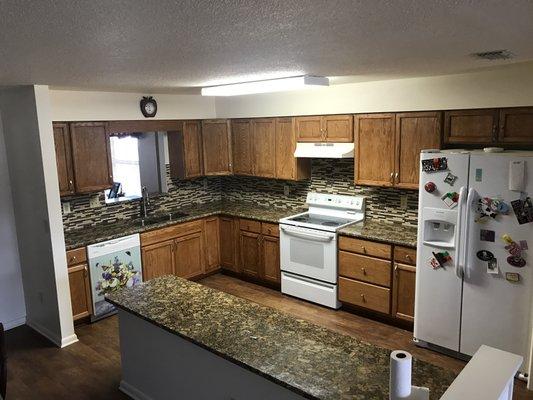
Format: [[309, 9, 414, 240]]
[[141, 240, 175, 280], [204, 217, 220, 273], [240, 231, 262, 278], [68, 263, 92, 321], [219, 217, 238, 272], [174, 232, 205, 279], [338, 277, 390, 314], [262, 235, 280, 284], [392, 263, 416, 322]]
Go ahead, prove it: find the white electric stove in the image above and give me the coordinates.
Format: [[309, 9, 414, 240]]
[[279, 192, 365, 308]]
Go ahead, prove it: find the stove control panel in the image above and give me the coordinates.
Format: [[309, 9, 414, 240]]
[[306, 192, 365, 210]]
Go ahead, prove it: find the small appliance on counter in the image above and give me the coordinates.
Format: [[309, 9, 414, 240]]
[[415, 149, 533, 379], [87, 234, 143, 321], [279, 192, 365, 308]]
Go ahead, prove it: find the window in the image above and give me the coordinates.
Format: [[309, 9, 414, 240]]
[[105, 135, 142, 203]]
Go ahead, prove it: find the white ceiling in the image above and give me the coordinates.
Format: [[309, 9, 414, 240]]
[[1, 0, 533, 93]]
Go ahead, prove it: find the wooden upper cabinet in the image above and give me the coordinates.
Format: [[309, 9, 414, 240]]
[[275, 118, 309, 181], [231, 119, 253, 175], [142, 240, 175, 281], [53, 122, 75, 196], [204, 217, 220, 273], [392, 263, 416, 322], [354, 114, 396, 187], [70, 122, 113, 193], [168, 121, 203, 180], [395, 112, 442, 189], [252, 119, 276, 178], [68, 263, 92, 321], [201, 119, 233, 175], [498, 107, 533, 145], [295, 116, 323, 142], [323, 115, 353, 142], [174, 231, 205, 279], [443, 109, 498, 144]]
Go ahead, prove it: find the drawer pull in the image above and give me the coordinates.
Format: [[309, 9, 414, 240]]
[[361, 246, 366, 252], [360, 294, 366, 302], [405, 254, 412, 260], [70, 256, 76, 262], [361, 267, 366, 275]]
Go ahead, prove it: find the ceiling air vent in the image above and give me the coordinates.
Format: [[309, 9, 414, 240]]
[[472, 50, 514, 60]]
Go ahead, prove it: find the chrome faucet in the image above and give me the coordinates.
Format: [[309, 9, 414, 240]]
[[140, 186, 150, 219]]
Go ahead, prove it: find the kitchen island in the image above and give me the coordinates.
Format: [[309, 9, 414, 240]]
[[106, 276, 455, 400]]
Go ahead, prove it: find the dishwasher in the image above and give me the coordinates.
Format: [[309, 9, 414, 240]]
[[87, 234, 143, 321]]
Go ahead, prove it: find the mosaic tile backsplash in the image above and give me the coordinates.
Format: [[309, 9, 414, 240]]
[[62, 159, 418, 232]]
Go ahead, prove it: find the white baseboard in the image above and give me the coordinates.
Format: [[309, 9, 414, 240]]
[[119, 380, 154, 400], [60, 333, 79, 348], [1, 315, 26, 330], [26, 319, 63, 347]]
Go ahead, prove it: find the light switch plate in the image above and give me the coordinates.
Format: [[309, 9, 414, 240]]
[[400, 195, 408, 210]]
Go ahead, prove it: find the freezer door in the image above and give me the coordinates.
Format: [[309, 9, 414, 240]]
[[461, 153, 533, 371], [414, 151, 470, 351]]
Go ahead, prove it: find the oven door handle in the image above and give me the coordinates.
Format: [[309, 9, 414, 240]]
[[280, 226, 335, 242]]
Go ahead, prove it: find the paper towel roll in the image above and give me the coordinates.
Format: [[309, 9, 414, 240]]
[[390, 350, 412, 400]]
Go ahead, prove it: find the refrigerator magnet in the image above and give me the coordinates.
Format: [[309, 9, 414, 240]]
[[422, 157, 448, 173], [487, 258, 499, 274], [443, 172, 458, 186], [480, 229, 495, 242], [428, 256, 441, 269], [511, 197, 533, 225], [424, 181, 437, 193], [507, 255, 526, 268], [477, 250, 494, 261], [519, 240, 528, 250], [505, 272, 520, 283], [441, 192, 459, 208]]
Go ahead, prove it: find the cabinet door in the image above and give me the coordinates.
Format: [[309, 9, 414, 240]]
[[324, 115, 353, 142], [53, 122, 75, 196], [395, 112, 442, 189], [275, 118, 311, 181], [68, 264, 92, 321], [443, 109, 498, 144], [231, 119, 253, 175], [174, 232, 205, 279], [354, 114, 396, 186], [262, 235, 280, 284], [239, 231, 261, 278], [392, 263, 416, 322], [204, 217, 220, 273], [168, 121, 203, 180], [295, 116, 323, 142], [141, 240, 175, 281], [70, 122, 113, 193], [219, 217, 237, 271], [201, 120, 233, 175], [498, 107, 533, 145], [252, 119, 276, 178]]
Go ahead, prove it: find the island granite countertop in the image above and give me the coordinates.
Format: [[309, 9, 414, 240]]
[[106, 276, 455, 400], [338, 219, 418, 248], [64, 201, 418, 250]]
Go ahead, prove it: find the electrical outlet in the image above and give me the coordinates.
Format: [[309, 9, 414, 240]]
[[283, 185, 290, 196], [62, 201, 71, 215], [89, 195, 100, 208], [400, 195, 408, 210]]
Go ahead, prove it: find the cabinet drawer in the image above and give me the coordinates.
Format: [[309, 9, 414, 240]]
[[339, 277, 390, 314], [338, 251, 391, 287], [394, 246, 417, 266], [239, 219, 261, 233], [261, 222, 279, 237], [339, 236, 391, 259], [66, 247, 87, 266], [141, 220, 203, 246]]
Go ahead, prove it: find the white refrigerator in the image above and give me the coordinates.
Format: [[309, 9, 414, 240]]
[[414, 150, 533, 376]]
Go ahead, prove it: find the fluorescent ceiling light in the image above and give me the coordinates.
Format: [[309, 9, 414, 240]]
[[201, 75, 329, 96]]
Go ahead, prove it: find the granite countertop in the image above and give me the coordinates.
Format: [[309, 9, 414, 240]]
[[338, 219, 418, 248], [64, 201, 300, 250], [106, 276, 455, 400]]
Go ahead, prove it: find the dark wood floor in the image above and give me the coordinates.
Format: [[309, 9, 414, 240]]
[[5, 273, 533, 399]]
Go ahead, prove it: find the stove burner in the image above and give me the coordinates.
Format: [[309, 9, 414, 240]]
[[321, 221, 341, 227], [291, 216, 309, 222]]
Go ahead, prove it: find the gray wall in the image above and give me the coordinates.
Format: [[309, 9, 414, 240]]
[[0, 116, 26, 330], [0, 85, 76, 345]]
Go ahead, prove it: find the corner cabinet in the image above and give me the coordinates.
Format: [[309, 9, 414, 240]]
[[69, 122, 113, 194], [355, 112, 441, 189], [201, 119, 233, 175], [168, 121, 204, 179], [295, 115, 353, 142]]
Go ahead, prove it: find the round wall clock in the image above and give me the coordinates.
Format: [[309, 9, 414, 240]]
[[140, 96, 157, 118]]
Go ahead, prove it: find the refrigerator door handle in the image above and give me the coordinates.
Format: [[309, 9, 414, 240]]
[[454, 186, 467, 279], [461, 188, 477, 280]]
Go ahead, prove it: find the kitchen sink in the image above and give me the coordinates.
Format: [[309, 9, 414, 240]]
[[133, 211, 189, 227]]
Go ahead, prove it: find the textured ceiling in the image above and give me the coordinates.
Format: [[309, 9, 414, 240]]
[[1, 0, 533, 92]]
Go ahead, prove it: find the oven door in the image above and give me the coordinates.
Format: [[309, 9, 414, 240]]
[[280, 224, 337, 284]]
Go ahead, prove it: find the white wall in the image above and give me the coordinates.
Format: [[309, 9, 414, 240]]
[[0, 116, 26, 330], [49, 90, 216, 121], [0, 85, 77, 347], [215, 62, 533, 118]]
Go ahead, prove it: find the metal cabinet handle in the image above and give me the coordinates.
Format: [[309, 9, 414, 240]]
[[405, 254, 411, 261], [361, 246, 366, 252], [84, 265, 88, 277], [360, 294, 366, 302], [361, 267, 366, 275], [390, 172, 394, 183], [394, 172, 399, 183]]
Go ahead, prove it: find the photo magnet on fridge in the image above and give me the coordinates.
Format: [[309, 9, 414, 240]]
[[443, 172, 458, 186], [487, 258, 499, 274], [422, 157, 448, 173], [511, 197, 533, 224], [505, 272, 520, 283], [480, 229, 495, 242]]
